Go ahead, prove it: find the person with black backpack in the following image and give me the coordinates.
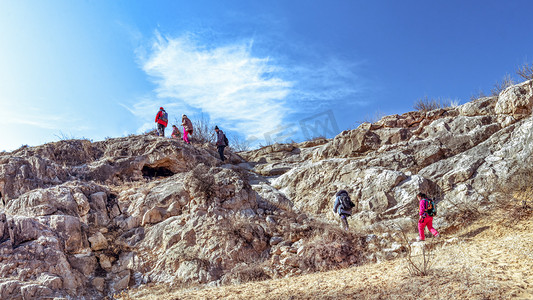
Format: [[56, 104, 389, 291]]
[[214, 126, 228, 162], [333, 190, 355, 230], [155, 107, 168, 137], [417, 193, 439, 241]]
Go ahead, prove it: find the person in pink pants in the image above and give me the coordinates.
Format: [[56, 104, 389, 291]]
[[417, 193, 439, 241], [181, 115, 193, 144]]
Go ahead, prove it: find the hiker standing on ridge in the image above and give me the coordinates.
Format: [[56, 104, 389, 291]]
[[155, 107, 168, 137], [171, 125, 181, 139], [182, 114, 193, 144], [215, 126, 227, 162], [417, 193, 439, 241], [333, 190, 355, 230]]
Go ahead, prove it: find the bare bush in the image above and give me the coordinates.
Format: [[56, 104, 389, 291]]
[[185, 164, 215, 204], [226, 263, 271, 284], [413, 96, 451, 112], [395, 223, 435, 276], [491, 74, 515, 96], [299, 221, 364, 272], [230, 135, 251, 152], [516, 62, 533, 80]]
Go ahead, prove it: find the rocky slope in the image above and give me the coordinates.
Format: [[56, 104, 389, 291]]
[[0, 79, 532, 298]]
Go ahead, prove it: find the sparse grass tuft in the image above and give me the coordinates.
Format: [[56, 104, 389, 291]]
[[413, 96, 451, 112], [470, 89, 489, 101]]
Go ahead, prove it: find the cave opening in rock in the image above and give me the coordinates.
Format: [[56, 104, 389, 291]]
[[142, 165, 175, 178]]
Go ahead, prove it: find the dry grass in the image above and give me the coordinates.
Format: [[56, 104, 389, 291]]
[[493, 165, 533, 224], [413, 96, 451, 112], [123, 215, 533, 300]]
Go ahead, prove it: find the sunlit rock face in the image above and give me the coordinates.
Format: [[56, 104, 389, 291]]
[[1, 80, 533, 298]]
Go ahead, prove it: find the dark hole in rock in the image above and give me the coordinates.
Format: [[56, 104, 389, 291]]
[[142, 165, 174, 178]]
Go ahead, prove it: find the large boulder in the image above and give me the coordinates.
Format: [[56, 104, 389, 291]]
[[495, 80, 533, 118]]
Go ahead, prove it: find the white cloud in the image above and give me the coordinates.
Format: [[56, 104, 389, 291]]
[[0, 100, 65, 130], [136, 33, 291, 140], [129, 32, 364, 143]]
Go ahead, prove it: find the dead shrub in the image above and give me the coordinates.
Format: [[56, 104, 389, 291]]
[[413, 96, 450, 112], [191, 115, 216, 144], [226, 263, 271, 284], [395, 223, 435, 276], [516, 62, 533, 80], [229, 135, 252, 152], [491, 74, 515, 96], [185, 164, 215, 203], [299, 221, 365, 272]]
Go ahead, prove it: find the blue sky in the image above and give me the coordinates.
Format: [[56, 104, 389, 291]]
[[1, 0, 533, 151]]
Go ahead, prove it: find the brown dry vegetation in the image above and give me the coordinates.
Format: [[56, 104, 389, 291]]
[[120, 209, 532, 300], [413, 96, 451, 112]]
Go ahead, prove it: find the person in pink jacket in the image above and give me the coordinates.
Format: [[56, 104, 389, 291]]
[[417, 193, 439, 241]]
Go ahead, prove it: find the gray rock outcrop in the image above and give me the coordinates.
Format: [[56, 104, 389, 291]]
[[2, 79, 533, 298]]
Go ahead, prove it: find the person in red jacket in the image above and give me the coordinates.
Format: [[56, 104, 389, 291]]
[[155, 107, 168, 137]]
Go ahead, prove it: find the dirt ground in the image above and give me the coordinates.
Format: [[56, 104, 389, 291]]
[[121, 214, 533, 300]]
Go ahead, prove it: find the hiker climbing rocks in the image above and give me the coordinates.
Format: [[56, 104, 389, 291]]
[[417, 193, 439, 241], [171, 125, 181, 139], [215, 126, 227, 162], [155, 107, 168, 137], [182, 114, 193, 144], [333, 190, 355, 230]]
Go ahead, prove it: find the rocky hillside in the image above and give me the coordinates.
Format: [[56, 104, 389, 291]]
[[0, 80, 532, 299]]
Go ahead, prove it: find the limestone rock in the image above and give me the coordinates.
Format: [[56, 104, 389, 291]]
[[88, 232, 108, 251], [1, 79, 533, 297], [495, 79, 533, 117]]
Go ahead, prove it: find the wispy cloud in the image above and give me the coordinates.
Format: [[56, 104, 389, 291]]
[[0, 101, 66, 130], [129, 31, 364, 142], [136, 32, 291, 140]]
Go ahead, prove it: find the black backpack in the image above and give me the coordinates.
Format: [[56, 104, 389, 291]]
[[424, 198, 437, 217], [223, 134, 229, 146], [339, 194, 355, 210]]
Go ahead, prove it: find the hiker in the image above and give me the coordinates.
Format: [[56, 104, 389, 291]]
[[155, 107, 168, 137], [333, 190, 355, 230], [417, 193, 439, 241], [171, 125, 181, 139], [214, 126, 227, 161], [182, 114, 193, 144]]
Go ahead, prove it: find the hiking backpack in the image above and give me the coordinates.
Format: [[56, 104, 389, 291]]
[[223, 134, 229, 146], [424, 198, 437, 217], [339, 194, 355, 210], [159, 111, 168, 122]]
